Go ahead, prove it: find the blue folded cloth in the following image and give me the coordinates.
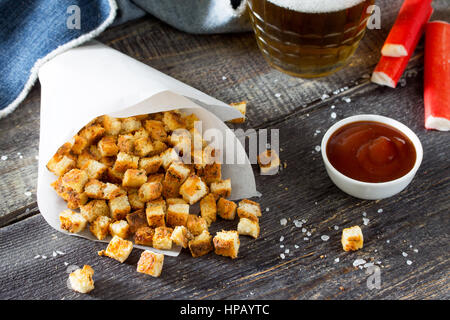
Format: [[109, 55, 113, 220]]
[[0, 0, 250, 118]]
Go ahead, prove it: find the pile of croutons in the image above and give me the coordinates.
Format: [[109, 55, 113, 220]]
[[47, 110, 261, 278]]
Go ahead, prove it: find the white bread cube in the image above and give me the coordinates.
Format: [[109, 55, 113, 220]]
[[152, 227, 173, 250], [237, 218, 260, 239], [59, 209, 87, 233], [145, 204, 166, 228], [170, 226, 193, 248], [134, 137, 154, 157], [138, 181, 162, 202], [166, 198, 187, 205], [160, 148, 181, 170], [122, 169, 147, 188], [98, 235, 133, 263], [103, 183, 126, 200], [200, 193, 217, 226], [108, 195, 131, 220], [134, 226, 155, 246], [109, 220, 130, 239], [342, 226, 364, 252], [69, 265, 95, 293], [84, 179, 105, 199], [49, 155, 76, 176], [102, 115, 122, 135], [237, 199, 261, 222], [217, 197, 237, 220], [80, 200, 110, 223], [162, 111, 186, 131], [137, 250, 164, 277], [186, 214, 208, 236], [98, 136, 119, 157], [143, 119, 167, 142], [117, 134, 135, 154], [61, 169, 89, 193], [89, 215, 112, 240], [179, 175, 208, 205], [188, 230, 213, 258], [166, 204, 190, 227], [82, 159, 108, 179], [210, 179, 231, 198], [126, 209, 148, 233], [113, 152, 139, 172], [121, 117, 142, 133], [213, 230, 240, 259], [79, 124, 105, 144], [258, 149, 280, 175], [139, 155, 162, 174], [71, 135, 88, 155], [127, 189, 145, 210]]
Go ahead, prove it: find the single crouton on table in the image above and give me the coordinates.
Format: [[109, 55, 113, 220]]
[[217, 197, 237, 220], [137, 251, 164, 277], [59, 209, 87, 233], [153, 227, 173, 250], [342, 226, 364, 252], [171, 226, 193, 248], [237, 218, 260, 239], [188, 230, 213, 258], [90, 215, 112, 240], [213, 230, 240, 259], [69, 265, 95, 294], [98, 235, 133, 263]]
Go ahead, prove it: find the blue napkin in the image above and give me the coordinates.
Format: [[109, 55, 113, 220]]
[[0, 0, 250, 118]]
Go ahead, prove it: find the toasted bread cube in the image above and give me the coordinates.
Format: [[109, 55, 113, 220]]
[[197, 163, 222, 184], [138, 181, 163, 202], [237, 199, 261, 221], [137, 251, 164, 277], [210, 179, 231, 198], [342, 226, 364, 252], [82, 160, 108, 179], [133, 137, 153, 157], [170, 226, 193, 248], [228, 101, 247, 124], [109, 220, 130, 239], [79, 124, 105, 145], [71, 135, 88, 155], [59, 209, 87, 233], [49, 155, 76, 176], [162, 162, 191, 198], [76, 150, 96, 169], [179, 175, 208, 205], [163, 111, 186, 131], [166, 204, 190, 227], [139, 155, 162, 174], [134, 226, 155, 246], [151, 140, 168, 156], [146, 205, 166, 228], [88, 145, 102, 160], [98, 235, 133, 263], [61, 169, 89, 193], [169, 129, 191, 154], [258, 149, 280, 175], [117, 134, 135, 154], [126, 209, 148, 233], [113, 152, 139, 173], [84, 179, 105, 199], [166, 198, 187, 205], [121, 117, 142, 133], [143, 120, 167, 141], [152, 227, 173, 250], [108, 195, 131, 220], [187, 214, 208, 236], [237, 218, 260, 239], [213, 230, 240, 259], [69, 265, 95, 294], [66, 191, 89, 210], [122, 169, 147, 188], [98, 136, 119, 157], [105, 167, 124, 184], [147, 173, 164, 184], [200, 193, 217, 226], [147, 198, 167, 212], [160, 148, 181, 170], [184, 113, 200, 130], [102, 115, 122, 135], [89, 215, 111, 240], [103, 183, 126, 200], [217, 198, 237, 220], [80, 200, 109, 222], [127, 189, 145, 210], [133, 127, 149, 139], [188, 230, 213, 258]]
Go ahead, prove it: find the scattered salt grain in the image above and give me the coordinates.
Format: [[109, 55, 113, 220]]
[[377, 209, 383, 213], [280, 253, 285, 259], [363, 217, 370, 226], [334, 225, 339, 230], [64, 262, 69, 266], [306, 232, 311, 237], [24, 191, 32, 197], [275, 93, 282, 98], [294, 220, 302, 228], [52, 251, 57, 257], [294, 245, 299, 249], [334, 258, 340, 263], [321, 235, 330, 241], [301, 219, 307, 223], [315, 145, 321, 152], [302, 228, 307, 233], [343, 97, 351, 103], [222, 76, 227, 80], [406, 260, 413, 265], [285, 249, 290, 254], [331, 112, 337, 119], [35, 155, 39, 160], [353, 259, 366, 267], [34, 255, 40, 259], [362, 212, 367, 217], [56, 250, 65, 255], [280, 245, 284, 248], [331, 105, 336, 109], [280, 218, 287, 226], [280, 236, 284, 242], [1, 156, 7, 161], [386, 240, 390, 244], [303, 237, 309, 241], [41, 255, 47, 259], [402, 252, 408, 257], [321, 94, 330, 100], [266, 208, 270, 212], [413, 249, 419, 253], [363, 262, 374, 268]]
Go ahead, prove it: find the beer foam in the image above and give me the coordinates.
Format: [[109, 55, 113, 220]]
[[267, 0, 366, 13]]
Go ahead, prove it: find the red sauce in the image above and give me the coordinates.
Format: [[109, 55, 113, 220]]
[[326, 121, 416, 183]]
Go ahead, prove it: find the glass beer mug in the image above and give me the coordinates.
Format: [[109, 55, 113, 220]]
[[247, 0, 375, 78]]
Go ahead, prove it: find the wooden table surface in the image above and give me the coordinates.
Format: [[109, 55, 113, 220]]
[[1, 0, 449, 300]]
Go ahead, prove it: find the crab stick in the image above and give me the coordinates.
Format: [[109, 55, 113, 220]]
[[371, 7, 433, 88], [381, 0, 433, 57], [424, 21, 450, 131]]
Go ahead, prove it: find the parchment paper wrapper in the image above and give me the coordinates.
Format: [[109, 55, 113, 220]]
[[37, 41, 258, 256]]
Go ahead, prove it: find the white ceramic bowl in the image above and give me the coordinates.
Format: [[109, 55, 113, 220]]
[[321, 114, 423, 200]]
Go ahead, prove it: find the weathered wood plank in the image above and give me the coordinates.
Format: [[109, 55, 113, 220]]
[[1, 70, 448, 299]]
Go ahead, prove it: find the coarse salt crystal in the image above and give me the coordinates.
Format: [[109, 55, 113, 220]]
[[52, 251, 57, 257], [294, 220, 302, 228], [280, 245, 284, 248], [331, 112, 337, 119], [41, 255, 47, 259], [222, 76, 227, 80], [64, 262, 69, 266], [378, 209, 383, 213], [331, 105, 336, 109], [406, 260, 413, 265], [280, 236, 284, 242], [294, 245, 299, 249], [402, 252, 408, 257], [301, 219, 307, 223], [1, 156, 7, 161], [306, 232, 311, 237], [34, 255, 40, 259], [334, 258, 340, 263], [321, 235, 330, 241], [353, 259, 366, 267], [321, 94, 330, 100], [285, 249, 290, 254], [363, 218, 370, 226], [56, 250, 65, 255], [334, 225, 339, 230], [275, 93, 282, 98], [302, 228, 307, 233], [343, 97, 351, 103], [315, 146, 321, 152], [24, 191, 32, 197], [386, 240, 390, 244], [413, 249, 418, 253], [266, 208, 269, 212], [280, 253, 285, 259], [304, 237, 309, 241], [362, 212, 367, 217], [280, 218, 287, 226]]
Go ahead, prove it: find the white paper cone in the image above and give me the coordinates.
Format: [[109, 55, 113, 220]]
[[37, 41, 259, 256]]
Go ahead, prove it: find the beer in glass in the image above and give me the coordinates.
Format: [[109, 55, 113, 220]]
[[247, 0, 375, 77]]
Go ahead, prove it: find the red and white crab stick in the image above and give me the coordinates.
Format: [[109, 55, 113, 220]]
[[424, 21, 450, 131], [371, 6, 433, 88], [381, 0, 433, 57]]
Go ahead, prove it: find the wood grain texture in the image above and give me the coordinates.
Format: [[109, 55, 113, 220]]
[[0, 0, 449, 300]]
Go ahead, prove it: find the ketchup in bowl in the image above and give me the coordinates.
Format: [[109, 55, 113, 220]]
[[326, 121, 416, 183]]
